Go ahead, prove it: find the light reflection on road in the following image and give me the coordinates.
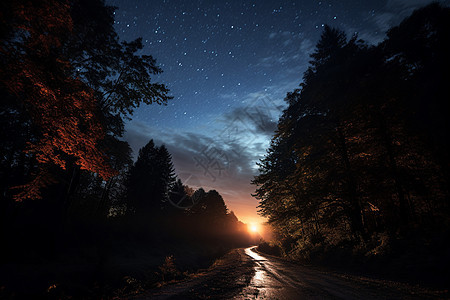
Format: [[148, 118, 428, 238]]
[[244, 247, 266, 261], [238, 247, 299, 299], [236, 246, 416, 300], [244, 247, 268, 288], [143, 247, 437, 299]]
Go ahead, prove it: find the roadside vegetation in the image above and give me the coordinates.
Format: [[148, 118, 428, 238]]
[[0, 1, 252, 298], [253, 3, 450, 288]]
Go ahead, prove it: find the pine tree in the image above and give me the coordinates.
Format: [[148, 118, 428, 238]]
[[127, 141, 176, 216], [254, 4, 450, 259]]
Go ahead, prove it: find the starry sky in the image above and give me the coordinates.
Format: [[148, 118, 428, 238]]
[[106, 0, 448, 226]]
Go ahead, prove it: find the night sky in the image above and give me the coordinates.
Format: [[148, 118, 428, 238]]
[[106, 0, 448, 226]]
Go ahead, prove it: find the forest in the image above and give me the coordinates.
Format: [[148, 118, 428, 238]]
[[0, 0, 253, 298], [2, 0, 450, 298], [253, 3, 450, 286]]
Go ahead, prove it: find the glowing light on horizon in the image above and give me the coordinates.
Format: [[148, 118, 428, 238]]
[[249, 224, 259, 233]]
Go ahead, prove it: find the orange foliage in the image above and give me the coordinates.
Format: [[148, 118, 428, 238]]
[[14, 0, 73, 54], [11, 168, 57, 200], [2, 0, 116, 201]]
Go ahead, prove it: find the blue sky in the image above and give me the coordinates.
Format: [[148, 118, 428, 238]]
[[108, 0, 449, 225]]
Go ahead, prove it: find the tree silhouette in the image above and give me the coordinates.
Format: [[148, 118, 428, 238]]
[[0, 0, 171, 203], [253, 3, 450, 260], [169, 178, 190, 209], [127, 140, 176, 216]]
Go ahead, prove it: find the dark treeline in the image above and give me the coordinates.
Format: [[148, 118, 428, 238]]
[[253, 3, 450, 284], [0, 0, 251, 298]]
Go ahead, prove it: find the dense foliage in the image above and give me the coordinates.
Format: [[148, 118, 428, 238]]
[[0, 1, 252, 298], [253, 4, 450, 274], [0, 0, 172, 203]]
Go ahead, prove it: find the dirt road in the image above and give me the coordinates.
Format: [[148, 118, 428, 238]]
[[137, 246, 447, 299]]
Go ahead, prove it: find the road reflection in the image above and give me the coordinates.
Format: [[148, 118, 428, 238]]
[[245, 247, 267, 287], [238, 246, 422, 299], [238, 247, 291, 299], [244, 246, 266, 261]]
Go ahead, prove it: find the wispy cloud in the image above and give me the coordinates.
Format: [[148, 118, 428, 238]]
[[124, 120, 262, 217], [221, 106, 278, 137], [124, 72, 306, 223], [123, 85, 291, 222], [268, 31, 292, 40], [257, 37, 313, 69], [300, 38, 314, 55], [359, 0, 447, 45]]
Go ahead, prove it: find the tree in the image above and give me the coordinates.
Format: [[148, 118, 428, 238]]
[[169, 178, 189, 209], [190, 189, 228, 231], [253, 3, 450, 260], [254, 26, 368, 252], [127, 140, 176, 216], [383, 3, 450, 216], [0, 0, 172, 202], [0, 0, 117, 201], [70, 138, 133, 220], [157, 145, 177, 210]]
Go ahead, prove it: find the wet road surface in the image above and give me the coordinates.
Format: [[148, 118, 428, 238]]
[[238, 247, 418, 299], [138, 247, 446, 299]]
